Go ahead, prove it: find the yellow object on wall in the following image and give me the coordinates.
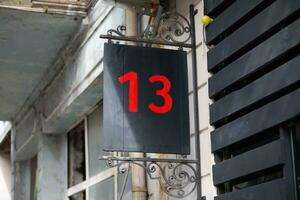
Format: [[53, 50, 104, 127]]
[[201, 15, 213, 26]]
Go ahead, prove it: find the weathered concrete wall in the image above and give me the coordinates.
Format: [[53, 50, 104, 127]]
[[11, 1, 125, 158], [13, 160, 31, 200], [0, 0, 31, 7], [177, 1, 216, 199], [37, 134, 67, 200], [41, 5, 125, 135], [10, 1, 126, 200], [9, 0, 215, 199], [14, 109, 38, 161]]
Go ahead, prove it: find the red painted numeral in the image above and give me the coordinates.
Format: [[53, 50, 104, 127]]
[[118, 72, 173, 114], [118, 72, 138, 112], [148, 75, 173, 114]]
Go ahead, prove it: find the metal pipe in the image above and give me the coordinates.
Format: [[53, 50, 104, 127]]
[[100, 34, 193, 48], [145, 5, 164, 47], [125, 9, 148, 200], [118, 167, 130, 200], [100, 156, 198, 163], [189, 4, 203, 200]]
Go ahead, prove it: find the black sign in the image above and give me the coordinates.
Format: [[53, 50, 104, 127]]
[[103, 43, 190, 154]]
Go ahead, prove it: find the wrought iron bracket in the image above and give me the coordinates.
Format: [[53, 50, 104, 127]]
[[100, 156, 201, 199], [100, 10, 193, 48], [99, 4, 205, 200]]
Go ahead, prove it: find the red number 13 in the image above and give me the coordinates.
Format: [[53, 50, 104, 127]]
[[118, 72, 173, 114]]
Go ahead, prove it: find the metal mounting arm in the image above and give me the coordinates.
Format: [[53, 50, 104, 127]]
[[99, 4, 205, 200]]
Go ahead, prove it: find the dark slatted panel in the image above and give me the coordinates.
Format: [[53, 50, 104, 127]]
[[206, 0, 270, 45], [213, 140, 282, 185], [208, 19, 300, 98], [204, 0, 235, 16], [210, 56, 300, 125], [207, 0, 300, 72], [215, 180, 286, 200], [206, 0, 300, 198], [211, 88, 300, 152]]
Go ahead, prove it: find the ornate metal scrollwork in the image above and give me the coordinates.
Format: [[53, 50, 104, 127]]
[[102, 156, 199, 198], [102, 11, 193, 48], [107, 25, 127, 37], [157, 12, 191, 43]]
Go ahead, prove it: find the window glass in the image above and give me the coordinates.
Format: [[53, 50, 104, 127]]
[[68, 123, 86, 187], [89, 177, 114, 200], [69, 191, 86, 200], [30, 156, 37, 200], [118, 170, 132, 200], [88, 106, 106, 177]]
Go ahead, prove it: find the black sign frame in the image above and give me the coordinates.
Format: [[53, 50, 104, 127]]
[[103, 43, 190, 154]]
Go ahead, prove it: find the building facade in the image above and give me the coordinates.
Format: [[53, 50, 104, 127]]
[[0, 0, 299, 200]]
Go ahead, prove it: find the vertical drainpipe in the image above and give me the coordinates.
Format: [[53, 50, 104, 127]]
[[126, 9, 148, 200], [190, 5, 203, 199]]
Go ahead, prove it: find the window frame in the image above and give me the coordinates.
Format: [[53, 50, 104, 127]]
[[66, 105, 119, 200]]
